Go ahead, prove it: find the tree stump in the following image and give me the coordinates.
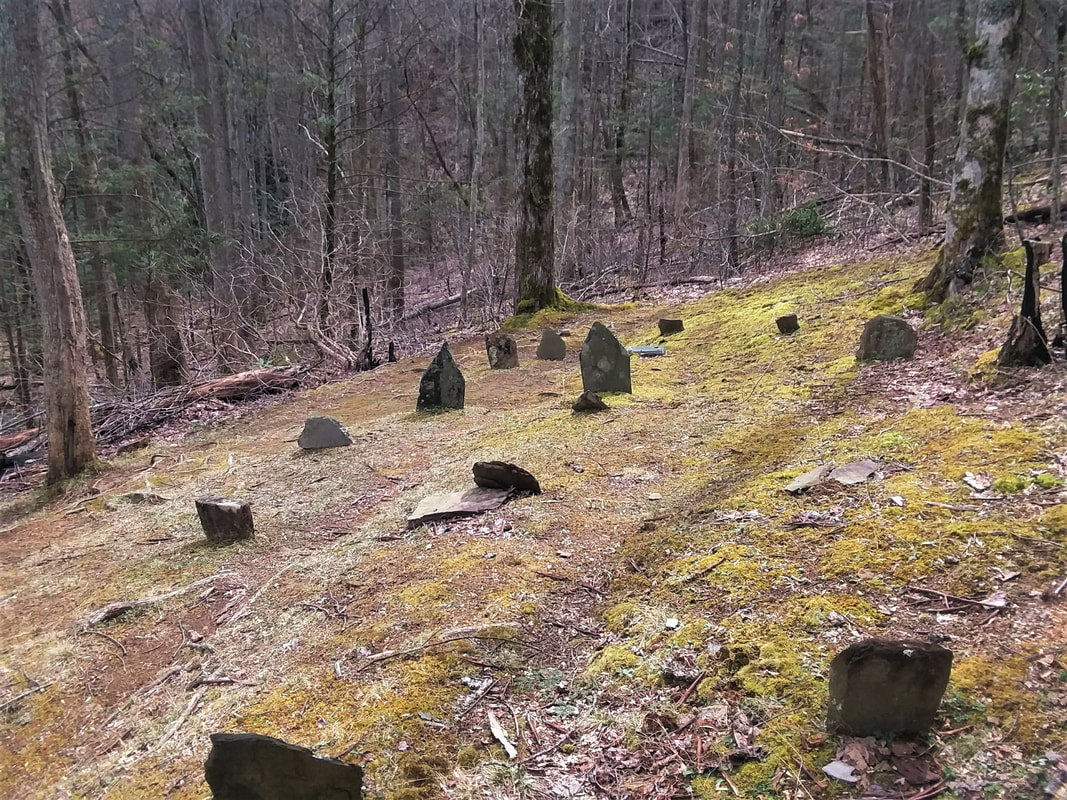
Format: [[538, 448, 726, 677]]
[[196, 497, 254, 544], [998, 240, 1051, 367]]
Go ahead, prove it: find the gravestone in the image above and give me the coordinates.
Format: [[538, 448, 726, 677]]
[[298, 416, 352, 450], [572, 391, 608, 412], [827, 639, 953, 736], [417, 343, 465, 410], [536, 329, 567, 361], [205, 732, 363, 799], [857, 315, 917, 361], [196, 497, 254, 544], [776, 314, 800, 334], [580, 322, 632, 394], [473, 461, 541, 494], [485, 332, 519, 369], [407, 487, 511, 528], [658, 319, 685, 336]]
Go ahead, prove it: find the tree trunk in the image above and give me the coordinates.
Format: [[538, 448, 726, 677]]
[[383, 3, 406, 322], [609, 0, 634, 227], [865, 0, 891, 192], [2, 0, 96, 481], [760, 0, 787, 216], [919, 53, 937, 235], [674, 0, 697, 219], [144, 273, 189, 388], [1050, 7, 1066, 225], [462, 0, 487, 323]]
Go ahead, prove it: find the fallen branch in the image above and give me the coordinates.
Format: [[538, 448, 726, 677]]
[[222, 563, 296, 626], [82, 572, 234, 628], [125, 686, 206, 767], [0, 680, 53, 712]]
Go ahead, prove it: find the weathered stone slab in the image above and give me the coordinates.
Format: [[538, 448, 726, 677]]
[[580, 322, 632, 394], [658, 319, 685, 336], [196, 497, 254, 544], [536, 329, 567, 361], [298, 416, 352, 449], [485, 332, 519, 369], [572, 391, 608, 412], [628, 345, 666, 358], [407, 487, 510, 529], [417, 343, 465, 410], [205, 732, 363, 799], [473, 461, 541, 494], [784, 464, 833, 494], [776, 314, 800, 334], [827, 639, 953, 736], [827, 460, 879, 486], [857, 315, 917, 361]]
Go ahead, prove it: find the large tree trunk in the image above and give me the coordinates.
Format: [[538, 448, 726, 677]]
[[2, 0, 96, 481], [462, 0, 487, 322], [760, 0, 787, 216], [383, 2, 406, 322], [1049, 7, 1066, 225], [609, 0, 634, 228], [674, 0, 697, 220], [918, 0, 1024, 302], [865, 0, 891, 192], [144, 273, 189, 388]]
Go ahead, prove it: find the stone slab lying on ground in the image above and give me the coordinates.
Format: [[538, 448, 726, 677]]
[[658, 318, 685, 335], [298, 416, 352, 449], [628, 345, 666, 357], [485, 332, 519, 369], [827, 639, 953, 736], [776, 313, 800, 334], [536, 329, 567, 360], [407, 487, 511, 528], [205, 732, 363, 800], [473, 461, 541, 494], [196, 497, 254, 544], [417, 343, 465, 410], [827, 459, 880, 485], [573, 390, 609, 412], [784, 464, 833, 493], [580, 322, 632, 393], [857, 315, 917, 361]]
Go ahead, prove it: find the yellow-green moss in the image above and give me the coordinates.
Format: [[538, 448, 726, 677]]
[[993, 474, 1030, 494], [968, 348, 1002, 383], [948, 653, 1041, 744], [587, 645, 641, 676]]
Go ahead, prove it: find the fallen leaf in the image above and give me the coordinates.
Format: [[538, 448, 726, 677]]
[[823, 760, 860, 783]]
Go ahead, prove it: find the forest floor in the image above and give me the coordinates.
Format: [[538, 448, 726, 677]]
[[1, 241, 1066, 800]]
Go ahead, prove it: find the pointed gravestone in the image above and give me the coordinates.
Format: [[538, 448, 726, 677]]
[[857, 315, 917, 361], [580, 322, 632, 394], [572, 391, 608, 412], [658, 319, 685, 336], [827, 639, 952, 737], [776, 314, 800, 334], [196, 497, 254, 544], [298, 416, 352, 450], [485, 332, 519, 369], [536, 329, 567, 361], [417, 343, 465, 411]]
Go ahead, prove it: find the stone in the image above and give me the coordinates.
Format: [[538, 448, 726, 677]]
[[417, 343, 465, 410], [204, 732, 363, 799], [196, 497, 254, 544], [776, 314, 800, 334], [628, 345, 666, 357], [784, 464, 833, 494], [485, 332, 519, 369], [857, 315, 918, 361], [572, 391, 608, 412], [827, 459, 879, 486], [473, 461, 541, 494], [536, 329, 567, 361], [827, 639, 953, 736], [579, 322, 632, 394], [298, 416, 352, 450], [658, 318, 684, 336], [407, 487, 511, 529]]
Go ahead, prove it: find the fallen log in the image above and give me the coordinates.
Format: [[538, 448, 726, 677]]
[[0, 427, 39, 452], [174, 365, 303, 404]]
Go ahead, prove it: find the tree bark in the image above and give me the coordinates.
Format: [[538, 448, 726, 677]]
[[760, 0, 787, 216], [865, 0, 891, 192], [1049, 6, 1065, 225], [144, 273, 188, 388], [609, 0, 634, 227], [462, 0, 487, 322], [674, 0, 698, 219], [383, 2, 406, 322]]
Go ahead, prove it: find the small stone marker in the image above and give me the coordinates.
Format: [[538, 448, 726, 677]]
[[658, 318, 685, 336], [580, 322, 632, 394], [827, 639, 953, 736], [628, 345, 666, 358], [196, 497, 254, 544], [776, 314, 800, 334], [572, 391, 608, 412], [407, 487, 511, 529], [857, 315, 917, 361], [536, 329, 567, 361], [473, 461, 541, 494], [297, 416, 352, 449], [485, 331, 519, 369], [205, 732, 363, 800], [417, 343, 465, 410]]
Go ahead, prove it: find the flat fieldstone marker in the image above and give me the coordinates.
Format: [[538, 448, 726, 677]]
[[658, 319, 684, 335], [473, 461, 541, 494], [857, 315, 917, 361], [485, 332, 519, 369], [407, 487, 511, 529], [827, 639, 952, 736], [417, 343, 465, 410], [298, 416, 352, 449], [776, 314, 800, 334], [196, 497, 254, 544], [580, 322, 632, 394], [205, 732, 363, 799], [536, 329, 566, 361]]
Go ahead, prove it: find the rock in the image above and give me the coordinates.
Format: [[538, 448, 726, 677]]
[[407, 487, 511, 529], [827, 639, 953, 736], [784, 464, 833, 493], [485, 332, 519, 369], [628, 345, 665, 357], [572, 391, 608, 412], [417, 343, 465, 410], [297, 416, 352, 449], [536, 329, 567, 360], [195, 497, 254, 544], [579, 322, 632, 394], [776, 314, 800, 334], [857, 315, 917, 361], [473, 461, 541, 494], [827, 459, 879, 486], [204, 732, 363, 800], [658, 318, 684, 335]]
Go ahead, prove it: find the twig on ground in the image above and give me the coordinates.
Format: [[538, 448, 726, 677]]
[[675, 671, 707, 708], [82, 572, 234, 628], [125, 686, 207, 767], [82, 629, 127, 657], [224, 563, 296, 626], [0, 681, 53, 712]]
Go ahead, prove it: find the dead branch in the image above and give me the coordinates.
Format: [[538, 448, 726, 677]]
[[81, 572, 234, 628], [0, 680, 53, 712]]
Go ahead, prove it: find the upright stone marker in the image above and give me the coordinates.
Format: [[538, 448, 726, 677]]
[[196, 497, 254, 544], [580, 322, 632, 394], [536, 329, 567, 361], [658, 318, 685, 336], [776, 314, 800, 334], [417, 343, 465, 410], [485, 332, 519, 369], [297, 416, 352, 449], [827, 639, 952, 736], [857, 315, 918, 361]]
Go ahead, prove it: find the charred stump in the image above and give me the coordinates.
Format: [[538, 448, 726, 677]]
[[998, 240, 1051, 367]]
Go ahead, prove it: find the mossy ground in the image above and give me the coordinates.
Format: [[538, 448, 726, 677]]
[[1, 245, 1065, 798]]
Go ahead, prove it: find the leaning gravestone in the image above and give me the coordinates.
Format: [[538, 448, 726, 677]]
[[580, 322, 632, 394], [473, 461, 541, 494], [196, 497, 254, 544], [485, 332, 519, 369], [857, 315, 917, 361], [776, 314, 800, 334], [297, 416, 352, 450], [658, 318, 685, 336], [205, 732, 363, 800], [417, 343, 465, 410], [536, 329, 567, 361], [827, 639, 952, 736]]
